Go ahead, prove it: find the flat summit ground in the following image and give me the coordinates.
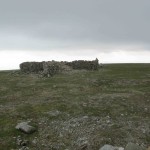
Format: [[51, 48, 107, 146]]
[[0, 64, 150, 150]]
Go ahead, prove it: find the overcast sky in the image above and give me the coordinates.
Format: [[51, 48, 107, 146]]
[[0, 0, 150, 70]]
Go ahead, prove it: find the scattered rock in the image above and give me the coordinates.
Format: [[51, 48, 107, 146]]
[[80, 143, 88, 150], [79, 140, 89, 150], [18, 146, 29, 150], [16, 136, 29, 146], [16, 122, 37, 134], [76, 137, 89, 150], [21, 140, 29, 146], [32, 139, 38, 146], [16, 137, 23, 146], [99, 144, 124, 150], [45, 110, 61, 117], [125, 143, 145, 150]]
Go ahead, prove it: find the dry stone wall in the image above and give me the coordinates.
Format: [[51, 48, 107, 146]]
[[20, 62, 43, 73], [42, 61, 61, 77], [20, 58, 99, 77], [65, 58, 99, 70]]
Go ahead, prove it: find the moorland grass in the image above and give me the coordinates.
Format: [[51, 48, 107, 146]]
[[0, 64, 150, 149]]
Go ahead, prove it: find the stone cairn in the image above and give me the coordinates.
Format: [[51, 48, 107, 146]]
[[20, 58, 99, 77]]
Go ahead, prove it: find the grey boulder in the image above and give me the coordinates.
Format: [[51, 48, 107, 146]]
[[16, 122, 36, 134], [99, 144, 124, 150]]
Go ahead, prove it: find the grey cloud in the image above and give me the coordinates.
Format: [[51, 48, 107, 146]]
[[0, 0, 150, 50]]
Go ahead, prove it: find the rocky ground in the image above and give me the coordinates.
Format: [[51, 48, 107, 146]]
[[0, 64, 150, 150]]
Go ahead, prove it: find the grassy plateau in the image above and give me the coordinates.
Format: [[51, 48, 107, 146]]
[[0, 64, 150, 150]]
